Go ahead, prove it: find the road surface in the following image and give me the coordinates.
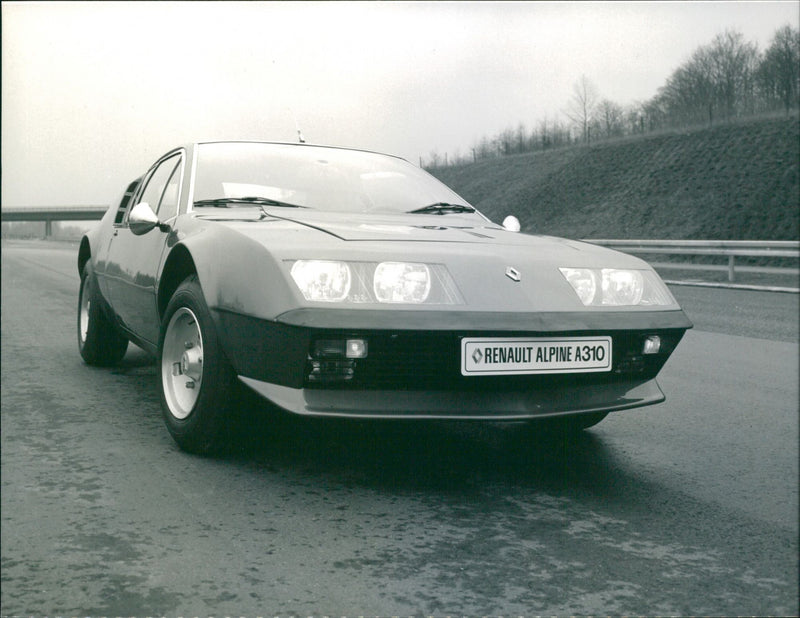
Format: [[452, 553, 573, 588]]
[[2, 240, 797, 616]]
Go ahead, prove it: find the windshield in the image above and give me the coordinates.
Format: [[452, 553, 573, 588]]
[[191, 142, 474, 214]]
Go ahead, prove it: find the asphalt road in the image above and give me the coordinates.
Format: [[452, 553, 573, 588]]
[[2, 240, 798, 616]]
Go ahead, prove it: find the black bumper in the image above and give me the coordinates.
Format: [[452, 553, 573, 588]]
[[213, 307, 690, 418], [238, 375, 665, 420]]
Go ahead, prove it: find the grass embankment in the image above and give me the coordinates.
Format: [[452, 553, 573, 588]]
[[431, 115, 799, 241]]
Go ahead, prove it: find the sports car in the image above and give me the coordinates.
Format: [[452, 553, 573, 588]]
[[78, 141, 692, 454]]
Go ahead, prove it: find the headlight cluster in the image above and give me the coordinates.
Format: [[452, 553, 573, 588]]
[[374, 262, 432, 303], [559, 268, 676, 306], [290, 260, 351, 302], [290, 260, 463, 304]]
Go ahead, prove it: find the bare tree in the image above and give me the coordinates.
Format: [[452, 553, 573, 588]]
[[659, 47, 716, 126], [707, 30, 760, 120], [497, 127, 516, 155], [446, 24, 796, 168], [538, 115, 551, 149], [653, 30, 759, 127], [625, 102, 648, 135], [597, 99, 625, 138], [552, 116, 572, 148], [565, 75, 599, 143], [514, 122, 528, 154], [425, 150, 442, 169], [758, 24, 800, 114], [473, 136, 495, 160]]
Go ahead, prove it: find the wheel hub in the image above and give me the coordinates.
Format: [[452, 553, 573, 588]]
[[180, 346, 203, 380], [162, 307, 204, 420]]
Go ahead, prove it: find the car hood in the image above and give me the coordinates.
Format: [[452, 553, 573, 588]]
[[195, 208, 510, 240], [204, 209, 647, 268], [271, 210, 517, 243], [187, 210, 684, 317]]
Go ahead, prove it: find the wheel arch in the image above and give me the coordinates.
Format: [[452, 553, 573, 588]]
[[158, 244, 199, 321], [157, 226, 304, 333], [78, 236, 92, 275]]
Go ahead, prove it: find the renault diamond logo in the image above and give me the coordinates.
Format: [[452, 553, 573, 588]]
[[505, 266, 521, 282], [472, 348, 483, 364]]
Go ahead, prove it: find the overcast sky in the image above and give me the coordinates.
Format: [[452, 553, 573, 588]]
[[2, 0, 799, 207]]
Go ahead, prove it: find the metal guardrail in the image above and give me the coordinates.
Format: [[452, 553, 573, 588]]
[[584, 239, 800, 292], [2, 208, 797, 291], [584, 239, 799, 256]]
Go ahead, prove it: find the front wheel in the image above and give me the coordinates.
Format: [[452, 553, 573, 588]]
[[159, 276, 235, 455], [78, 262, 128, 366]]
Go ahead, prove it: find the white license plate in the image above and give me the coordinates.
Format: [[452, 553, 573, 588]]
[[461, 336, 612, 376]]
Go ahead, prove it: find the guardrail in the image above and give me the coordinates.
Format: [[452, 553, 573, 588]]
[[1, 206, 107, 237], [583, 239, 799, 292], [2, 208, 798, 292]]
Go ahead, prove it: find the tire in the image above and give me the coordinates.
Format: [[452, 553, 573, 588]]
[[78, 262, 128, 366], [158, 275, 235, 455]]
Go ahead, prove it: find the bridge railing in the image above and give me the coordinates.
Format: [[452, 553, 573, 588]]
[[583, 239, 799, 291]]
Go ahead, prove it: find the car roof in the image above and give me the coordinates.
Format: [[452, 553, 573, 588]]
[[191, 140, 407, 162]]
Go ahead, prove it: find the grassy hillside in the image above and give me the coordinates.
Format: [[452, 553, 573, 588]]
[[431, 115, 799, 240]]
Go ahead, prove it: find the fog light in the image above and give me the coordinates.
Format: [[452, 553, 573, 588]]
[[308, 338, 367, 383], [313, 339, 345, 358], [307, 359, 355, 383], [346, 339, 368, 358], [642, 336, 661, 354], [313, 339, 368, 359]]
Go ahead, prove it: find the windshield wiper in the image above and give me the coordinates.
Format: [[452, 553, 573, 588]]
[[193, 196, 306, 209], [408, 202, 476, 215]]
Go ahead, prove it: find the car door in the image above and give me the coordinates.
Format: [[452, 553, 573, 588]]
[[105, 151, 184, 345], [94, 178, 141, 302]]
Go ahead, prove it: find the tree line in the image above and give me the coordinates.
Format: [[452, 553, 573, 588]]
[[423, 24, 799, 168]]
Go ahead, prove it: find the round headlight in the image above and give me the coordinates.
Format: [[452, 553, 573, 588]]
[[602, 269, 644, 305], [560, 268, 598, 306], [373, 262, 431, 303], [291, 260, 351, 302]]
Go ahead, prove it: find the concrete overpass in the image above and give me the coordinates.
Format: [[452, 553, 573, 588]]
[[1, 206, 107, 237]]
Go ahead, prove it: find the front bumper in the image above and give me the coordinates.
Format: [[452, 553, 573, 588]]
[[239, 375, 665, 420], [213, 307, 690, 419]]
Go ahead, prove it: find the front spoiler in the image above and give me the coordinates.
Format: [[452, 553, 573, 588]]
[[238, 375, 665, 420]]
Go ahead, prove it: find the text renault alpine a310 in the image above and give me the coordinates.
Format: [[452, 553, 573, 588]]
[[78, 141, 691, 453]]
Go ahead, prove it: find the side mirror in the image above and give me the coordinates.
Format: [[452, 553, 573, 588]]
[[502, 215, 521, 232], [129, 202, 167, 235]]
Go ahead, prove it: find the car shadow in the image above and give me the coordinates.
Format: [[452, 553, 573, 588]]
[[109, 346, 156, 374], [222, 393, 626, 498], [104, 353, 636, 500]]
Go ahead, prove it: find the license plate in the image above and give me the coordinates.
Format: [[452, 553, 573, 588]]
[[461, 336, 612, 376]]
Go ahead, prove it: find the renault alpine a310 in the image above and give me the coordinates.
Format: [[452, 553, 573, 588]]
[[78, 141, 691, 453]]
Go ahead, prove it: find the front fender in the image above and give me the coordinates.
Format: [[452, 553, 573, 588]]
[[166, 223, 299, 323], [78, 205, 115, 275]]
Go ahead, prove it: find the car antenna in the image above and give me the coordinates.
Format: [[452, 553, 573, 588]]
[[295, 119, 306, 144]]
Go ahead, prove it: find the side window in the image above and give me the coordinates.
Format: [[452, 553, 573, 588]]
[[114, 179, 141, 224], [133, 154, 181, 223], [156, 160, 182, 221]]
